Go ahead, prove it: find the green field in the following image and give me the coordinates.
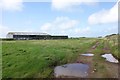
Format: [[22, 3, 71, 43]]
[[1, 34, 119, 78]]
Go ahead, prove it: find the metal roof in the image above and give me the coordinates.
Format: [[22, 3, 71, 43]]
[[7, 32, 50, 35]]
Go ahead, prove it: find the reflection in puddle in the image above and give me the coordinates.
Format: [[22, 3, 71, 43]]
[[101, 54, 119, 63], [54, 63, 89, 78], [81, 53, 94, 56]]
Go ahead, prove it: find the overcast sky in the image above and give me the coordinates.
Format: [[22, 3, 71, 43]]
[[0, 0, 119, 38]]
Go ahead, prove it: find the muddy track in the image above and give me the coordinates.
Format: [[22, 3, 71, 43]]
[[76, 41, 99, 78], [76, 40, 119, 78], [88, 41, 100, 53], [54, 40, 119, 78]]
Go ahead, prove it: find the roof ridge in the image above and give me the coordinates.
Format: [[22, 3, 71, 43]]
[[7, 32, 50, 35]]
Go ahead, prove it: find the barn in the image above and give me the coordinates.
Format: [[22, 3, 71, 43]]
[[6, 32, 68, 40]]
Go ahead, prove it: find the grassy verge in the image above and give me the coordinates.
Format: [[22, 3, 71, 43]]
[[104, 34, 119, 59]]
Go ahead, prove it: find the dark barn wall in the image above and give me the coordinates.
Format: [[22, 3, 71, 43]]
[[13, 35, 68, 40], [50, 36, 68, 39], [13, 35, 51, 40]]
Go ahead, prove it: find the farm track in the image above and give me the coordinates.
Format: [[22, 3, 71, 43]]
[[76, 40, 119, 78]]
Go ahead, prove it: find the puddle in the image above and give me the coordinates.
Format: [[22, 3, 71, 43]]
[[54, 63, 89, 78], [81, 53, 94, 56], [101, 54, 119, 63]]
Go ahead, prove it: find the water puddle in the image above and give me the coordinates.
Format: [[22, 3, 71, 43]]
[[54, 63, 89, 78], [81, 53, 94, 56], [101, 54, 119, 63]]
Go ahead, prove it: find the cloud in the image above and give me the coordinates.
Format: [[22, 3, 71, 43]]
[[40, 17, 93, 37], [51, 0, 98, 11], [88, 1, 118, 24], [40, 23, 52, 32], [0, 24, 10, 38], [73, 27, 91, 37], [40, 16, 79, 33], [74, 27, 90, 34], [0, 0, 23, 11], [65, 26, 92, 37]]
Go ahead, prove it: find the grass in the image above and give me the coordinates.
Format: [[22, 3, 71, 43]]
[[1, 34, 119, 78], [2, 38, 97, 78], [0, 40, 2, 79], [104, 34, 119, 59]]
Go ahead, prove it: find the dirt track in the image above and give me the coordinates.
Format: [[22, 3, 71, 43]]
[[76, 41, 119, 78]]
